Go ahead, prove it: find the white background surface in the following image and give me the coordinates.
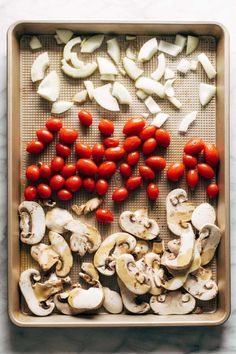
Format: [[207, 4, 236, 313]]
[[0, 0, 235, 353]]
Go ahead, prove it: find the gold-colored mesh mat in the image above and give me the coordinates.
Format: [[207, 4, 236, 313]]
[[20, 34, 217, 315]]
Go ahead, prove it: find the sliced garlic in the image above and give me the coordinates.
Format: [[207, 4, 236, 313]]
[[100, 74, 116, 81], [168, 96, 182, 109], [63, 36, 82, 61], [177, 59, 191, 74], [112, 82, 132, 105], [84, 81, 94, 100], [151, 113, 169, 128], [158, 40, 181, 57], [190, 60, 198, 71], [138, 38, 158, 62], [55, 29, 73, 44], [199, 83, 216, 106], [81, 34, 104, 53], [31, 52, 49, 83], [37, 70, 60, 102], [51, 101, 73, 114], [72, 90, 88, 103], [97, 57, 118, 75], [61, 61, 97, 79], [164, 79, 176, 97], [164, 67, 175, 80], [179, 111, 198, 133], [174, 34, 187, 53], [144, 96, 161, 114], [136, 90, 148, 100], [29, 36, 42, 50], [123, 57, 143, 80], [107, 38, 120, 65], [69, 53, 84, 68], [198, 53, 217, 79], [151, 53, 166, 81], [93, 84, 120, 112], [186, 36, 199, 55], [135, 77, 165, 98]]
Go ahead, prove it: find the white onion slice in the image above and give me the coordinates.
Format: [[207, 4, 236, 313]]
[[63, 36, 82, 61], [126, 45, 136, 60], [168, 96, 182, 109], [61, 61, 97, 79], [84, 81, 94, 100], [126, 35, 136, 41], [31, 52, 49, 82], [100, 74, 116, 81], [72, 90, 88, 103], [174, 34, 187, 52], [141, 113, 149, 119], [164, 79, 176, 97], [81, 34, 104, 53], [158, 40, 181, 57], [136, 90, 148, 100], [199, 83, 216, 106], [138, 38, 158, 62], [164, 67, 175, 80], [144, 96, 161, 114], [122, 57, 143, 80], [151, 113, 169, 128], [186, 35, 199, 55], [51, 101, 73, 114], [55, 29, 73, 44], [37, 70, 60, 102], [177, 58, 191, 74], [97, 57, 118, 75], [135, 77, 165, 98], [119, 67, 126, 76], [69, 53, 84, 68], [198, 53, 217, 79], [190, 60, 198, 71], [29, 36, 42, 50], [107, 38, 120, 65], [151, 53, 166, 81], [93, 84, 120, 111], [54, 35, 63, 44], [179, 111, 198, 133], [112, 82, 132, 105]]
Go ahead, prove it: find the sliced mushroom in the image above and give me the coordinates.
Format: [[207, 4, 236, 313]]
[[54, 290, 81, 315], [132, 240, 150, 260], [152, 241, 165, 254], [66, 219, 101, 257], [31, 243, 60, 272], [198, 224, 221, 265], [68, 282, 104, 313], [166, 189, 195, 236], [48, 231, 73, 277], [118, 278, 150, 314], [116, 254, 150, 295], [79, 262, 99, 285], [119, 208, 160, 240], [33, 273, 71, 302], [71, 198, 102, 216], [103, 287, 123, 314], [140, 252, 163, 295], [183, 267, 218, 301], [191, 203, 216, 231], [150, 291, 196, 315], [18, 201, 46, 245], [94, 232, 136, 276], [46, 207, 73, 234]]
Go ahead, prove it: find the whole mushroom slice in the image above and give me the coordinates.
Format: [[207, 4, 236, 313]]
[[150, 291, 196, 315], [31, 243, 60, 272], [198, 224, 221, 265], [116, 254, 150, 295], [49, 231, 73, 277], [65, 219, 101, 257], [46, 207, 73, 234], [183, 267, 218, 301], [93, 232, 136, 276], [18, 201, 46, 245], [191, 203, 216, 231], [118, 278, 150, 314], [119, 208, 160, 240], [166, 189, 195, 236], [68, 282, 104, 313], [79, 262, 99, 285], [103, 287, 123, 314]]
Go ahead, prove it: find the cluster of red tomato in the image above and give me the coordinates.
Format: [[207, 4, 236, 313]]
[[166, 138, 219, 198]]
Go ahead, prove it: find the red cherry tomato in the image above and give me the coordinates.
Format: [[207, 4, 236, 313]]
[[184, 138, 205, 155], [155, 128, 171, 148], [145, 156, 166, 171], [204, 144, 219, 167], [92, 144, 105, 162], [57, 189, 72, 201], [105, 147, 125, 161], [26, 165, 40, 181], [65, 176, 82, 192], [123, 136, 141, 152], [61, 164, 77, 178], [95, 179, 109, 195], [103, 137, 119, 148], [76, 159, 98, 176], [39, 163, 52, 179], [96, 209, 114, 223], [24, 186, 37, 201], [112, 187, 129, 202], [49, 174, 65, 191], [98, 161, 117, 179], [51, 156, 65, 172], [78, 110, 93, 127], [36, 129, 53, 144], [147, 183, 159, 200], [197, 163, 215, 179], [120, 163, 132, 178], [37, 183, 52, 199], [26, 141, 44, 154], [139, 165, 155, 180], [186, 170, 199, 189], [98, 119, 114, 136], [183, 154, 198, 168], [127, 151, 140, 166], [56, 143, 71, 158], [75, 143, 92, 158], [207, 183, 219, 198], [126, 176, 142, 190], [59, 128, 78, 145], [139, 125, 156, 141], [46, 118, 62, 132], [142, 138, 157, 154], [83, 178, 95, 192], [123, 117, 145, 135], [167, 163, 185, 182]]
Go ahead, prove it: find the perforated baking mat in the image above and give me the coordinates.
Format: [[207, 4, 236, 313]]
[[19, 34, 217, 315]]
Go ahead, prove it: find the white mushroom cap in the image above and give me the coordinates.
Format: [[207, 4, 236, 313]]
[[150, 291, 196, 315], [31, 243, 59, 272], [68, 283, 104, 313], [119, 208, 160, 240], [198, 224, 221, 265], [46, 208, 73, 234], [103, 287, 123, 314], [18, 201, 46, 245], [118, 278, 150, 314], [191, 203, 216, 231], [48, 231, 73, 277]]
